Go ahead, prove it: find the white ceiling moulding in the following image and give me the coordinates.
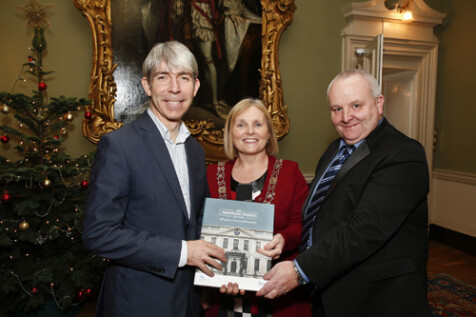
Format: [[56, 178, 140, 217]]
[[342, 0, 446, 26]]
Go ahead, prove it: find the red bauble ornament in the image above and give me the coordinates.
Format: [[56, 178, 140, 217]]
[[38, 82, 47, 91], [80, 180, 89, 189], [78, 288, 92, 300], [84, 111, 92, 119], [0, 135, 9, 144], [1, 191, 11, 203]]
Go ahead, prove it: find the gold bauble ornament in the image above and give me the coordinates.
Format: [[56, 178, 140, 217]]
[[64, 112, 74, 122], [1, 104, 10, 114], [42, 177, 52, 187], [19, 221, 30, 231]]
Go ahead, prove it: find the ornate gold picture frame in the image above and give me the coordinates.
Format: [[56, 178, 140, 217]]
[[73, 0, 295, 162]]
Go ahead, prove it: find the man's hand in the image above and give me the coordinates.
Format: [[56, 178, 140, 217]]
[[256, 261, 298, 299], [187, 240, 226, 277], [257, 233, 284, 259]]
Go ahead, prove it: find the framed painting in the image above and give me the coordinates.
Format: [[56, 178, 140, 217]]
[[73, 0, 296, 162]]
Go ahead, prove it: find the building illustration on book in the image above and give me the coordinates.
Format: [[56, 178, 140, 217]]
[[194, 198, 274, 291], [201, 225, 272, 278]]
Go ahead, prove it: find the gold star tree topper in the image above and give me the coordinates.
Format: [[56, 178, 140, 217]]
[[16, 0, 53, 29]]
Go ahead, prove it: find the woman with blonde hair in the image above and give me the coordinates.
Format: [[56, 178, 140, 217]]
[[204, 98, 311, 317]]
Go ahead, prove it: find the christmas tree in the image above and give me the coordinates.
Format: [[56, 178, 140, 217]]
[[0, 0, 105, 314]]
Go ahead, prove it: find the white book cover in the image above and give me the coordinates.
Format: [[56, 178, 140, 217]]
[[194, 198, 275, 291]]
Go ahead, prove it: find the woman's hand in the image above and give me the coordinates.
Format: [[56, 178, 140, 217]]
[[257, 233, 285, 259], [220, 282, 246, 296]]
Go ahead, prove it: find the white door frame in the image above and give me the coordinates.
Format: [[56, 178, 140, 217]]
[[341, 0, 445, 172]]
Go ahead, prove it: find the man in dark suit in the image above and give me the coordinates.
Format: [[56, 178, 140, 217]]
[[256, 69, 431, 316], [82, 41, 226, 317]]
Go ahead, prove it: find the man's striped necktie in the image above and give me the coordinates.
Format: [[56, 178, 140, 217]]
[[300, 145, 356, 251]]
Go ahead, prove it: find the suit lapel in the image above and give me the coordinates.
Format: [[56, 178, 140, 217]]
[[138, 113, 189, 220], [333, 118, 390, 184], [335, 141, 370, 184]]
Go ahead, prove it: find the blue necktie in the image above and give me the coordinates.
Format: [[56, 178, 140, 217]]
[[300, 145, 355, 251]]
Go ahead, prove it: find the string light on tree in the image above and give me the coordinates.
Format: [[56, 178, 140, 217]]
[[42, 177, 52, 188], [1, 103, 10, 114]]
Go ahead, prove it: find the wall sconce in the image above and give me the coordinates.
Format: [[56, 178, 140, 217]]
[[384, 0, 414, 21]]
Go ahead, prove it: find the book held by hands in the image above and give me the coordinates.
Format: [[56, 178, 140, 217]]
[[194, 198, 275, 291]]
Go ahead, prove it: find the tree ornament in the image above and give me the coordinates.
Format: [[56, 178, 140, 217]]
[[31, 287, 39, 294], [64, 112, 74, 122], [84, 111, 92, 119], [1, 191, 11, 203], [15, 0, 53, 29], [1, 103, 10, 114], [19, 221, 30, 231], [38, 81, 47, 90], [80, 179, 89, 189], [78, 288, 92, 299], [61, 127, 68, 135], [42, 177, 52, 188], [1, 135, 9, 144]]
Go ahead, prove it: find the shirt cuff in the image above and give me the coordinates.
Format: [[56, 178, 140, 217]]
[[294, 259, 310, 283], [179, 240, 187, 267]]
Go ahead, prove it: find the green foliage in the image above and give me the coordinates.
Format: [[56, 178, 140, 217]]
[[0, 27, 105, 315]]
